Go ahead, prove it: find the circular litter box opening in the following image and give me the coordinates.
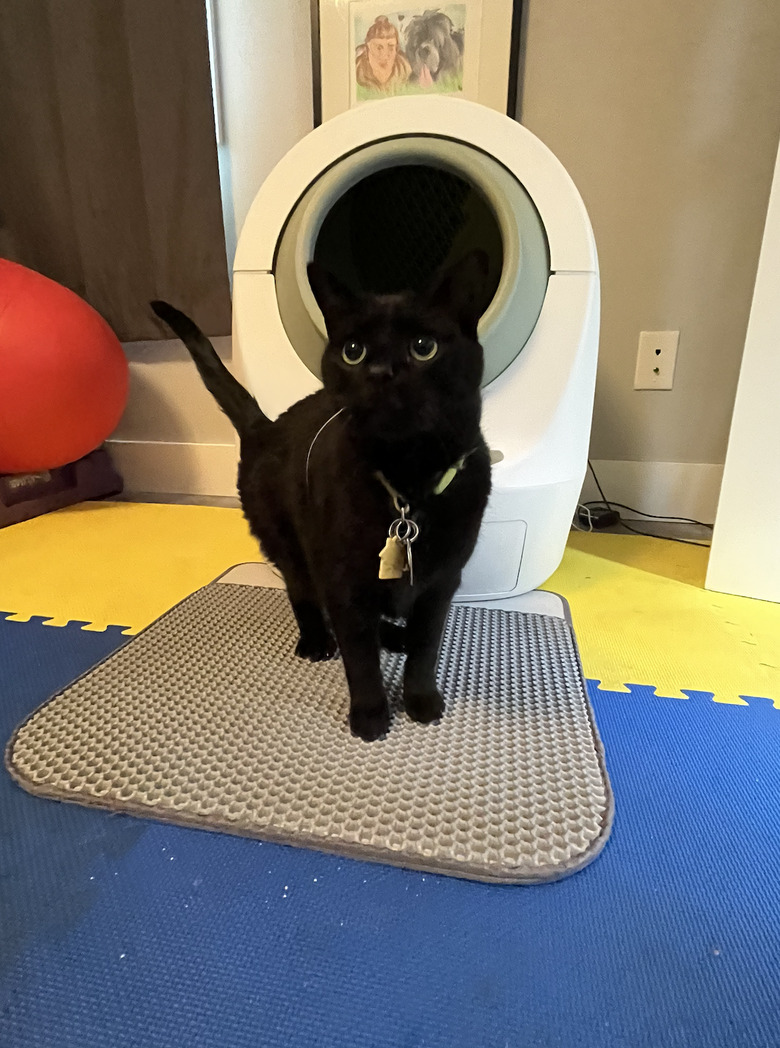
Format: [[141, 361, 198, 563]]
[[313, 164, 503, 301], [274, 136, 549, 386]]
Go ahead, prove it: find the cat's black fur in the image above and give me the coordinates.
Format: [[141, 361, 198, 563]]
[[151, 251, 492, 741]]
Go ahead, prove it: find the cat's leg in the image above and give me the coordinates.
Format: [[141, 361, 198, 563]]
[[288, 583, 338, 663], [326, 594, 390, 741], [260, 532, 336, 662], [402, 579, 458, 724]]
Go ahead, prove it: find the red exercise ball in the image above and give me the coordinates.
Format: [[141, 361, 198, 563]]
[[0, 259, 129, 474]]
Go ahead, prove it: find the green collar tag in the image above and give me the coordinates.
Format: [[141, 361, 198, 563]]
[[432, 465, 458, 495], [433, 453, 470, 495]]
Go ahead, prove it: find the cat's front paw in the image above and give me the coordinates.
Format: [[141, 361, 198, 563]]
[[405, 688, 445, 724], [295, 631, 338, 662], [349, 702, 391, 742]]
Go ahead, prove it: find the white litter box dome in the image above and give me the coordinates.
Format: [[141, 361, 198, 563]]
[[232, 97, 599, 598]]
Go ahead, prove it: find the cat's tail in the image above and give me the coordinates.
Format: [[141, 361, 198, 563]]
[[150, 301, 267, 436]]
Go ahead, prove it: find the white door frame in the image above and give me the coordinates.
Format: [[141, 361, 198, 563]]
[[706, 136, 780, 604]]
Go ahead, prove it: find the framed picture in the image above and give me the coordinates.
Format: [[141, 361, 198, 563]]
[[311, 0, 523, 125]]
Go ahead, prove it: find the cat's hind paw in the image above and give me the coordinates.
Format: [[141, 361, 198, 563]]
[[378, 619, 407, 653]]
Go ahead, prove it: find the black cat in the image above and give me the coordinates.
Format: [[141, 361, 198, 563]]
[[151, 250, 492, 741]]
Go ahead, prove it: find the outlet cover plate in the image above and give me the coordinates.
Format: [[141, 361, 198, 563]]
[[635, 330, 679, 389]]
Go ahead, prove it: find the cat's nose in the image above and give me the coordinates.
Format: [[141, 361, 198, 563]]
[[368, 362, 394, 379]]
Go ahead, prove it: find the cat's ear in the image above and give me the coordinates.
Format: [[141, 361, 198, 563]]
[[425, 249, 491, 338], [307, 263, 357, 337]]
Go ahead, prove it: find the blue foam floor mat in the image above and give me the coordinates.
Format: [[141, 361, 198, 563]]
[[2, 613, 779, 1047]]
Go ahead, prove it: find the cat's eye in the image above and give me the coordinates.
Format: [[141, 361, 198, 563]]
[[341, 340, 366, 365], [410, 336, 438, 361]]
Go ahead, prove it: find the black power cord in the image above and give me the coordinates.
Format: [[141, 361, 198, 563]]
[[588, 460, 612, 508], [576, 461, 712, 548]]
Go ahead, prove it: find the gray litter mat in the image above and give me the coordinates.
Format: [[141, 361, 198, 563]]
[[6, 563, 613, 884]]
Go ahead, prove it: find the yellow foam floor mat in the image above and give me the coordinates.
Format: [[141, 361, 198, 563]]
[[1, 502, 778, 708], [0, 503, 259, 634], [547, 533, 779, 707]]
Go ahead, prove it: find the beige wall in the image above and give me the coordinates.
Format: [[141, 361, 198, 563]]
[[113, 339, 235, 446], [518, 0, 780, 464], [114, 0, 780, 499]]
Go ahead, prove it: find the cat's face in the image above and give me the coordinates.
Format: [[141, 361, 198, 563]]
[[308, 251, 491, 439]]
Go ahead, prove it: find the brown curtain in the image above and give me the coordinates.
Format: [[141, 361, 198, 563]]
[[0, 0, 231, 341]]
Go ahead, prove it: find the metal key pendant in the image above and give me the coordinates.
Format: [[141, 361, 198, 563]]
[[378, 535, 406, 579], [388, 504, 419, 586]]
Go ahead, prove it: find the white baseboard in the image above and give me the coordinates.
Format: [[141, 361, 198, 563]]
[[580, 460, 724, 524], [105, 444, 724, 524], [107, 440, 239, 497]]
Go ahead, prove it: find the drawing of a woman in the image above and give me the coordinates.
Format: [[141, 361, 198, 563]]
[[355, 15, 412, 93]]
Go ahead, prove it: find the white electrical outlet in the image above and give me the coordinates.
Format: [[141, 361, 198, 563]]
[[634, 331, 679, 389]]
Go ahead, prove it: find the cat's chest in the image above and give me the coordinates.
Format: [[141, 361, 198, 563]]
[[302, 434, 490, 583], [403, 501, 472, 556], [371, 483, 485, 573]]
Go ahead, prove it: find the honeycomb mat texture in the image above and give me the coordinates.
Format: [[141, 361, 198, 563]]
[[6, 583, 613, 884]]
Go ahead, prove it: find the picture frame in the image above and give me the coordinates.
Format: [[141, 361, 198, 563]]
[[310, 0, 523, 126]]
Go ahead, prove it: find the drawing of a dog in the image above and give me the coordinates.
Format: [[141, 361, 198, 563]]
[[403, 9, 464, 88]]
